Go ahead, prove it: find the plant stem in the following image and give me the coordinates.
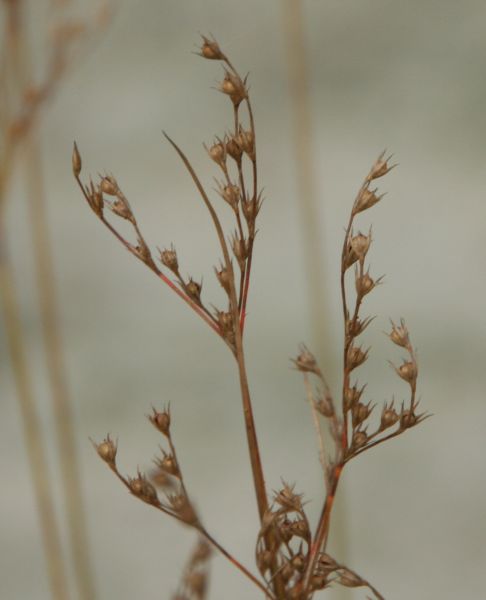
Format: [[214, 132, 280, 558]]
[[26, 137, 97, 600], [0, 229, 70, 600]]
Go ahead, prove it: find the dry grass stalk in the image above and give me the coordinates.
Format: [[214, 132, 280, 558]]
[[75, 36, 428, 599], [1, 2, 109, 598]]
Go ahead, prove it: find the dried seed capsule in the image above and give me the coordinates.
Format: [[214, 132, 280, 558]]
[[92, 435, 117, 466], [226, 136, 243, 161], [220, 184, 240, 209], [396, 360, 417, 384], [355, 271, 375, 296], [231, 236, 248, 270], [381, 406, 400, 429], [155, 452, 179, 477], [219, 71, 247, 106], [400, 409, 418, 428], [315, 391, 334, 418], [168, 493, 198, 524], [237, 128, 255, 160], [91, 188, 104, 217], [352, 402, 371, 427], [159, 247, 179, 274], [256, 549, 273, 574], [214, 266, 231, 294], [185, 278, 202, 303], [352, 430, 368, 448], [128, 472, 158, 504], [343, 384, 365, 411], [110, 198, 132, 220], [346, 345, 369, 370], [338, 569, 363, 587], [367, 152, 395, 181], [350, 232, 371, 261], [72, 142, 82, 176], [149, 407, 171, 436], [100, 175, 119, 196], [388, 318, 410, 348], [207, 141, 226, 167], [353, 186, 381, 214], [198, 35, 224, 60], [292, 345, 321, 375]]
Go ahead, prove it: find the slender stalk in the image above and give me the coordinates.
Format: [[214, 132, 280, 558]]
[[303, 373, 327, 474], [26, 138, 97, 600], [0, 230, 70, 600], [302, 462, 343, 595]]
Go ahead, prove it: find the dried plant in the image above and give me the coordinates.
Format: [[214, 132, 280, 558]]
[[74, 35, 428, 600], [1, 2, 109, 599]]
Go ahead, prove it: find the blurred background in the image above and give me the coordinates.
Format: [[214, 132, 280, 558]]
[[1, 0, 486, 599]]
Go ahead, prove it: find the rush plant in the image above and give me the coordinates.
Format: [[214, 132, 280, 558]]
[[73, 36, 427, 600]]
